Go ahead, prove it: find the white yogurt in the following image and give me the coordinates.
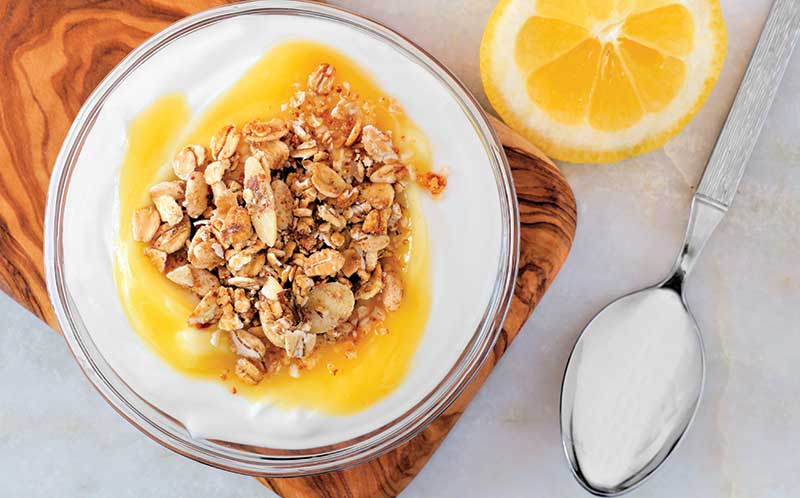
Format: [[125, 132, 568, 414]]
[[60, 12, 505, 448]]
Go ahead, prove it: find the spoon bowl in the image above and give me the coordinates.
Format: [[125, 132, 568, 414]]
[[560, 281, 704, 496]]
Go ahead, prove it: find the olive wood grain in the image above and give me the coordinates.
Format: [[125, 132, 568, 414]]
[[0, 2, 577, 497]]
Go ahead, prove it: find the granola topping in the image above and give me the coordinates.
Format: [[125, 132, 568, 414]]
[[131, 64, 445, 386]]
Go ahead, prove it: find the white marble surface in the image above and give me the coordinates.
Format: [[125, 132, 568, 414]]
[[2, 0, 799, 496]]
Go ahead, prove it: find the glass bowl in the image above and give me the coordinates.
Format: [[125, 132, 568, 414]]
[[44, 0, 518, 477]]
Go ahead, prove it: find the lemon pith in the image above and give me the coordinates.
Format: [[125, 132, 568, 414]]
[[481, 0, 727, 163]]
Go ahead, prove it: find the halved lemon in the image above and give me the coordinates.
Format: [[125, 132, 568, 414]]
[[481, 0, 727, 163]]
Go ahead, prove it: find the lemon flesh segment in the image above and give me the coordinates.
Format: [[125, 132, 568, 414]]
[[526, 39, 602, 125], [588, 45, 644, 131], [619, 38, 686, 112], [515, 17, 589, 74], [622, 4, 694, 57]]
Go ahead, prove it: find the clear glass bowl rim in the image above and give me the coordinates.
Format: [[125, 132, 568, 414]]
[[44, 0, 520, 477]]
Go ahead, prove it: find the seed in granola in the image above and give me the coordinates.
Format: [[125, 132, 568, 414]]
[[304, 249, 345, 277], [144, 247, 167, 272], [184, 171, 209, 218], [242, 118, 288, 143], [234, 357, 264, 384], [304, 282, 355, 333], [220, 206, 253, 248], [308, 63, 335, 95], [152, 195, 183, 226], [243, 157, 278, 246], [210, 124, 240, 160], [132, 206, 160, 242], [359, 183, 395, 210], [151, 217, 190, 254]]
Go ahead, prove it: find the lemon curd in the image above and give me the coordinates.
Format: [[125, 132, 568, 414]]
[[114, 41, 433, 414]]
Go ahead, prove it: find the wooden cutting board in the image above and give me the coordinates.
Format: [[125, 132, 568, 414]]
[[0, 1, 576, 496]]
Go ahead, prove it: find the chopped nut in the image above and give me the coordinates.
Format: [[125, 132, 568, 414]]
[[271, 179, 294, 230], [151, 217, 190, 254], [218, 304, 244, 331], [144, 247, 167, 272], [184, 171, 209, 218], [132, 206, 160, 242], [204, 159, 229, 185], [211, 181, 238, 215], [149, 180, 185, 201], [243, 157, 277, 246], [382, 258, 403, 311], [210, 124, 240, 160], [188, 290, 221, 326], [173, 145, 206, 180], [153, 195, 183, 226], [254, 141, 290, 170], [220, 206, 253, 248], [166, 264, 220, 297]]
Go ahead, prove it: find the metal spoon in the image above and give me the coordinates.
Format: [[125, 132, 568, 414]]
[[560, 1, 800, 495]]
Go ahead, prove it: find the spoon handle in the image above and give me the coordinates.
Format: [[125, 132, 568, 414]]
[[670, 0, 800, 282], [696, 0, 800, 209]]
